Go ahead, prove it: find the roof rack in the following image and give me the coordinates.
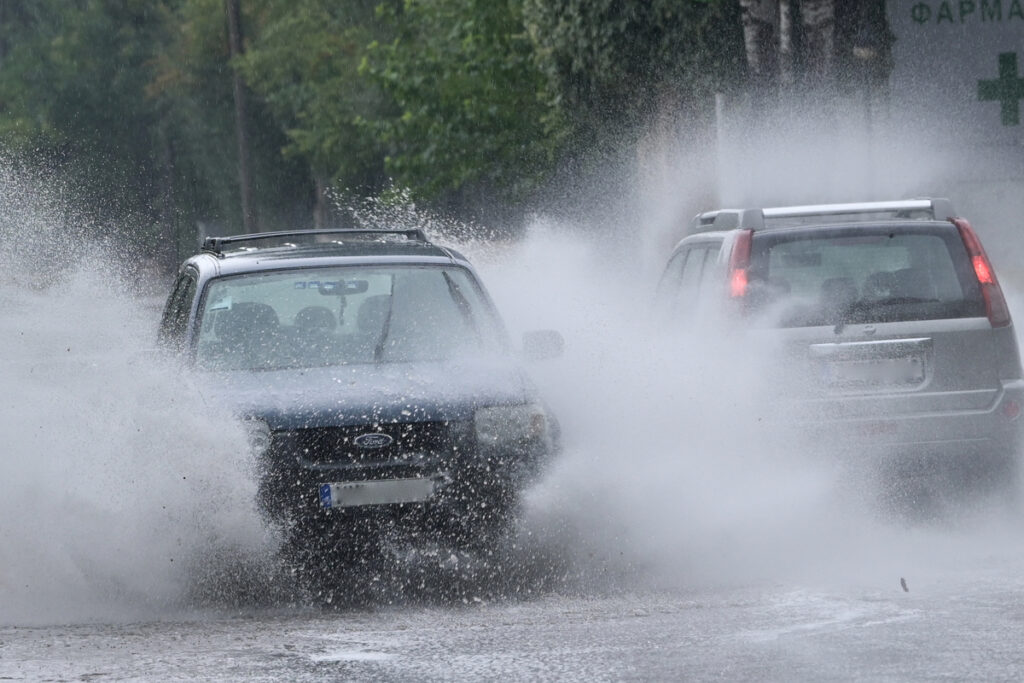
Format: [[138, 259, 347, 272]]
[[202, 228, 429, 257], [690, 198, 956, 233]]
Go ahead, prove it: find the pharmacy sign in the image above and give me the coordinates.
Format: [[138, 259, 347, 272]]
[[909, 0, 1024, 24], [889, 1, 1024, 145], [978, 52, 1024, 125]]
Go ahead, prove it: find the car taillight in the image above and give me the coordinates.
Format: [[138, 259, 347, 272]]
[[729, 229, 754, 298], [954, 218, 1011, 328]]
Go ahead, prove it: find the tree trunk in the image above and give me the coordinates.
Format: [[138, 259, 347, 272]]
[[740, 0, 779, 79], [740, 0, 836, 93], [0, 1, 8, 63], [801, 0, 835, 86], [313, 174, 328, 229], [225, 0, 256, 233], [779, 0, 794, 85], [158, 136, 180, 274]]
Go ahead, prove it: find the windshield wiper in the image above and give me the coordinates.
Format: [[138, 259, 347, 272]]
[[373, 280, 395, 363], [443, 270, 483, 343], [442, 271, 473, 319]]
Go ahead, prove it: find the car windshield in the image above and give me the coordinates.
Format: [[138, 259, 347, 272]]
[[746, 226, 986, 327], [195, 265, 507, 371]]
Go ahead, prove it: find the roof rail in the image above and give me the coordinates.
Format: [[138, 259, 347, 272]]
[[690, 209, 765, 233], [202, 228, 429, 257], [690, 198, 956, 234]]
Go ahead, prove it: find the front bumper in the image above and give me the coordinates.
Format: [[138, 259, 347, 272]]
[[254, 424, 550, 534]]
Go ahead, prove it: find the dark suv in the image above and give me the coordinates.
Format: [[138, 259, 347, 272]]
[[158, 229, 561, 570], [656, 199, 1023, 489]]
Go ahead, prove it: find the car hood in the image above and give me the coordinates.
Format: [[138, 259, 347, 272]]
[[195, 356, 537, 430]]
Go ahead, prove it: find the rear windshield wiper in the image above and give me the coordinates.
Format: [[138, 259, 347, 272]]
[[861, 296, 940, 306], [830, 296, 943, 330], [841, 296, 940, 317]]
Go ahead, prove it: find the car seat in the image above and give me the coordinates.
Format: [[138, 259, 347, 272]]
[[215, 302, 280, 346], [863, 271, 897, 300], [294, 305, 337, 333], [891, 268, 936, 300], [820, 277, 858, 312]]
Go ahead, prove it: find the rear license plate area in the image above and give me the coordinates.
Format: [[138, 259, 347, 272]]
[[811, 337, 931, 391], [824, 355, 925, 388]]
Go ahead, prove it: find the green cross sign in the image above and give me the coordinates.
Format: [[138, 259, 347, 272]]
[[978, 52, 1024, 126]]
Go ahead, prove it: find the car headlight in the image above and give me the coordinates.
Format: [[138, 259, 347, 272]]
[[474, 404, 549, 449], [243, 418, 273, 455]]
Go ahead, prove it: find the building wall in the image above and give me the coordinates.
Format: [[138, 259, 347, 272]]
[[887, 0, 1024, 269]]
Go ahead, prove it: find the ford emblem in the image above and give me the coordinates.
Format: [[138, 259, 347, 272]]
[[354, 433, 393, 449]]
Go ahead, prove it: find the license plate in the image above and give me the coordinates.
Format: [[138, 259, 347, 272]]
[[319, 478, 436, 509], [825, 355, 924, 387]]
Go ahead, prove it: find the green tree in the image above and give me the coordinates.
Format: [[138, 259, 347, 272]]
[[237, 0, 388, 188], [150, 0, 313, 236], [362, 0, 566, 216], [523, 0, 744, 164], [234, 0, 393, 225], [0, 1, 176, 224], [0, 0, 313, 262]]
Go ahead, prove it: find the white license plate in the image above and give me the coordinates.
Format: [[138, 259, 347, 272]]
[[319, 478, 436, 509], [825, 356, 925, 387]]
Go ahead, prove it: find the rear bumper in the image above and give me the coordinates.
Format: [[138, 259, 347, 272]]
[[776, 379, 1024, 464]]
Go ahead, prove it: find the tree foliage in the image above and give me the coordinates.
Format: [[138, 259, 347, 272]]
[[524, 0, 745, 156], [236, 0, 391, 193], [362, 0, 566, 209], [0, 1, 174, 217], [0, 0, 310, 249], [150, 0, 312, 231], [0, 0, 753, 248]]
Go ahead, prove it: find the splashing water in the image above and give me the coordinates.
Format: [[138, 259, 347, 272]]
[[0, 168, 273, 626], [5, 97, 1024, 626]]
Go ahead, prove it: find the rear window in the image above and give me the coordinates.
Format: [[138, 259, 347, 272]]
[[746, 225, 985, 327]]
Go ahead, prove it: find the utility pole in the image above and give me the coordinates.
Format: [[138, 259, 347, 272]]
[[225, 0, 256, 233]]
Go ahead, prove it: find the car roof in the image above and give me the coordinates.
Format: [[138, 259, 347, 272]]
[[180, 229, 472, 277], [690, 198, 956, 234], [670, 220, 958, 253]]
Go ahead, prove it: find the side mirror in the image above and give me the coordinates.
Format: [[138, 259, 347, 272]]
[[522, 329, 564, 361]]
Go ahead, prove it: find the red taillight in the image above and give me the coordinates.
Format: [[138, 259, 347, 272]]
[[729, 229, 754, 298], [954, 218, 1011, 328], [972, 255, 994, 285]]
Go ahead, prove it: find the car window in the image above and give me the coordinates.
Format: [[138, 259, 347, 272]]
[[696, 246, 723, 306], [194, 265, 507, 370], [158, 268, 198, 347], [656, 244, 720, 322], [747, 226, 985, 326]]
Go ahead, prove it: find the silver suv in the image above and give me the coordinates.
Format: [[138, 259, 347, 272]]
[[656, 199, 1023, 491]]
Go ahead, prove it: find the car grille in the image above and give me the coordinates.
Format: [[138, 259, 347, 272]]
[[274, 421, 462, 466]]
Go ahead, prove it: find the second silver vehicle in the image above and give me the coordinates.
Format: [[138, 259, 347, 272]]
[[656, 198, 1024, 492]]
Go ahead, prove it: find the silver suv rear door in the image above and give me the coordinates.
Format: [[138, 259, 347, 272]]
[[744, 222, 1020, 425]]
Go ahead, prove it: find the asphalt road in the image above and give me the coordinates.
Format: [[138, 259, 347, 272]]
[[2, 581, 1022, 681], [3, 504, 1024, 682]]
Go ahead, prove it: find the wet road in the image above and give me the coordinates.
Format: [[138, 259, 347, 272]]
[[3, 526, 1024, 682]]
